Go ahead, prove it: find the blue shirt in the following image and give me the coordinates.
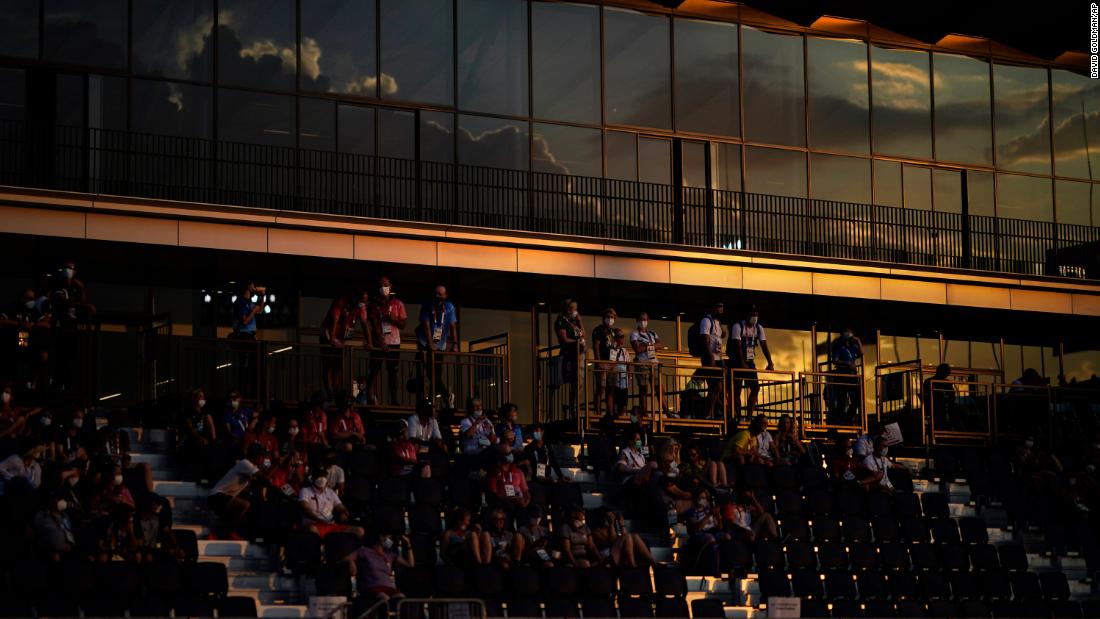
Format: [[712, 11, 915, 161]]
[[417, 302, 458, 351], [495, 423, 524, 450], [233, 297, 257, 335], [832, 339, 861, 366], [224, 407, 253, 439]]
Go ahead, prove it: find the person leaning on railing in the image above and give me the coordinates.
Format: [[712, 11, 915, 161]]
[[554, 299, 586, 414], [629, 311, 665, 415], [416, 284, 458, 407], [368, 276, 407, 406]]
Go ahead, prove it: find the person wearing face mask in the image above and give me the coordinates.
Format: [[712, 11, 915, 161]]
[[682, 489, 728, 577], [494, 402, 524, 450], [729, 305, 773, 421], [591, 308, 622, 420], [299, 467, 362, 539], [629, 311, 664, 414], [319, 294, 353, 398], [554, 299, 586, 413], [242, 414, 281, 465], [487, 450, 530, 512], [0, 443, 46, 493], [695, 301, 727, 420], [518, 504, 555, 566], [368, 276, 408, 406], [345, 530, 414, 604], [590, 507, 654, 568], [827, 327, 864, 424], [0, 287, 52, 391], [479, 507, 524, 569], [223, 390, 256, 442], [416, 284, 459, 407], [391, 424, 430, 478], [281, 418, 306, 456], [0, 381, 45, 443], [861, 436, 900, 494], [615, 431, 656, 489], [228, 281, 265, 395], [330, 401, 367, 452], [208, 444, 272, 539], [407, 398, 446, 455], [91, 463, 136, 516], [458, 398, 497, 459], [521, 423, 569, 482], [182, 390, 216, 484], [33, 493, 77, 561], [556, 507, 599, 568], [831, 437, 864, 483]]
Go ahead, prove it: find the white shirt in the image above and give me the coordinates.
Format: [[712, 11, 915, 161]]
[[299, 485, 342, 524], [699, 316, 724, 355], [326, 464, 346, 492], [729, 322, 767, 362], [459, 413, 495, 453], [853, 434, 874, 458], [407, 414, 442, 442], [617, 447, 646, 472], [862, 454, 894, 490], [211, 458, 260, 497], [756, 431, 774, 461], [630, 330, 660, 363]]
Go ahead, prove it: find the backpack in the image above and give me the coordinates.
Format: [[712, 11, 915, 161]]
[[687, 319, 707, 358]]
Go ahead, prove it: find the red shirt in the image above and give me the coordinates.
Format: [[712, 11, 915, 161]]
[[243, 430, 279, 459], [304, 410, 328, 445], [487, 465, 528, 500], [332, 412, 365, 439], [832, 456, 863, 482], [392, 439, 418, 475]]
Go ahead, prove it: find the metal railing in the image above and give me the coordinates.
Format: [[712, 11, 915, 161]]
[[2, 120, 1098, 280], [800, 365, 867, 436]]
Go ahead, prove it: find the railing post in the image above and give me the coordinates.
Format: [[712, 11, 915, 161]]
[[960, 169, 971, 269], [739, 190, 748, 251]]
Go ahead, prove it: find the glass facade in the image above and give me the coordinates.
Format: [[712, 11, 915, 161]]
[[0, 0, 1094, 229]]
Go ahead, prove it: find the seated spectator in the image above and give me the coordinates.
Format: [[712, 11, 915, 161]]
[[681, 443, 729, 491], [682, 489, 729, 576], [56, 407, 93, 465], [521, 423, 569, 482], [721, 491, 777, 542], [487, 451, 530, 511], [281, 417, 307, 458], [557, 506, 600, 568], [480, 507, 524, 568], [861, 436, 901, 494], [441, 507, 487, 566], [242, 414, 280, 462], [653, 440, 693, 514], [321, 448, 347, 496], [753, 416, 776, 466], [407, 399, 446, 454], [330, 402, 366, 452], [852, 422, 883, 459], [616, 431, 655, 488], [721, 416, 768, 465], [0, 384, 45, 442], [346, 531, 414, 604], [458, 400, 497, 456], [303, 399, 331, 451], [91, 463, 135, 516], [773, 414, 806, 466], [391, 423, 429, 478], [0, 443, 45, 493], [270, 446, 309, 498], [517, 505, 555, 567], [98, 504, 140, 563], [590, 507, 654, 568], [136, 497, 181, 562], [299, 467, 363, 538], [495, 403, 524, 450], [223, 390, 255, 442], [33, 493, 76, 561], [181, 390, 215, 482], [831, 437, 863, 483], [208, 444, 269, 539]]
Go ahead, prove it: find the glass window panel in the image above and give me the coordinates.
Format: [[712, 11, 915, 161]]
[[44, 0, 127, 68], [1052, 69, 1100, 180], [0, 68, 26, 121], [932, 168, 963, 214], [994, 64, 1051, 174], [301, 0, 378, 95], [1055, 179, 1096, 226], [217, 0, 296, 90], [745, 146, 807, 198], [604, 7, 671, 129], [88, 75, 126, 131], [531, 1, 599, 124], [380, 0, 453, 106], [808, 37, 869, 153], [713, 143, 741, 191], [639, 137, 671, 185], [675, 18, 738, 137], [533, 123, 602, 177], [458, 115, 528, 170], [0, 0, 39, 58], [810, 154, 871, 203], [743, 27, 805, 147], [420, 111, 454, 163], [872, 46, 931, 159], [337, 104, 375, 155], [874, 160, 902, 207], [217, 89, 295, 146], [458, 0, 528, 116], [379, 109, 415, 159], [299, 98, 335, 151], [997, 173, 1053, 221], [131, 80, 212, 138], [966, 170, 995, 217], [606, 131, 637, 180], [902, 165, 932, 210], [933, 53, 992, 165], [55, 74, 83, 127], [134, 0, 213, 81], [681, 141, 707, 188]]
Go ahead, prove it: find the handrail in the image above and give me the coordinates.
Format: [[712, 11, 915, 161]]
[[2, 119, 1097, 281]]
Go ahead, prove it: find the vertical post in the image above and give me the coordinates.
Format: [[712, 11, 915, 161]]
[[672, 140, 684, 244], [961, 169, 971, 269]]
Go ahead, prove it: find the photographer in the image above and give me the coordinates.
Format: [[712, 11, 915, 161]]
[[229, 282, 267, 395]]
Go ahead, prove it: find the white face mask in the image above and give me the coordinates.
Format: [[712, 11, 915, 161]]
[[382, 537, 395, 550], [63, 268, 75, 279], [638, 321, 648, 330], [266, 425, 276, 434], [570, 311, 578, 319], [379, 286, 391, 296], [843, 331, 853, 339], [573, 520, 584, 529], [1, 392, 11, 404], [472, 409, 482, 418], [24, 300, 35, 310], [288, 427, 299, 436], [72, 418, 84, 429], [846, 448, 853, 458], [314, 477, 328, 488], [41, 416, 51, 427], [197, 399, 206, 409], [532, 431, 542, 441], [262, 458, 272, 469], [629, 414, 638, 424], [113, 475, 124, 486], [604, 317, 615, 327]]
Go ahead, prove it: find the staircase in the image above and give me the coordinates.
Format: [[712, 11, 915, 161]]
[[127, 428, 312, 618]]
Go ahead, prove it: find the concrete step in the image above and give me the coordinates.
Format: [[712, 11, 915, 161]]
[[259, 604, 310, 618], [131, 451, 175, 468], [563, 467, 596, 484], [651, 547, 674, 563], [948, 503, 977, 518], [230, 572, 302, 591], [230, 589, 306, 605], [198, 539, 274, 559], [582, 491, 605, 509], [173, 523, 212, 537], [155, 480, 207, 498], [200, 554, 280, 572]]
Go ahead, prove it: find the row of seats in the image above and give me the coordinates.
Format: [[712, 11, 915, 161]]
[[793, 598, 1097, 619], [725, 540, 1028, 574], [754, 567, 1072, 602], [770, 514, 992, 545]]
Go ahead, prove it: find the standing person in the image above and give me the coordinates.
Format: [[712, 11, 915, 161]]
[[554, 299, 586, 416], [319, 294, 352, 400], [591, 308, 622, 421], [416, 285, 458, 407], [698, 302, 726, 420], [828, 327, 863, 424], [0, 287, 51, 391], [229, 282, 266, 396], [368, 276, 407, 406], [630, 312, 663, 415], [728, 305, 773, 421], [50, 261, 95, 393]]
